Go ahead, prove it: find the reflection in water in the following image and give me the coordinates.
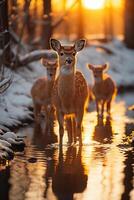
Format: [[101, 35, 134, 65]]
[[0, 100, 133, 200], [93, 116, 113, 143], [33, 122, 58, 148], [52, 146, 88, 200], [0, 166, 10, 200], [121, 150, 133, 200]]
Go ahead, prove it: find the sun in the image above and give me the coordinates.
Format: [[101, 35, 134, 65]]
[[82, 0, 105, 10]]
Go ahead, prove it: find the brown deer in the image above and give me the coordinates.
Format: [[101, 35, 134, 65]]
[[31, 58, 58, 130], [50, 39, 88, 145], [88, 63, 117, 117]]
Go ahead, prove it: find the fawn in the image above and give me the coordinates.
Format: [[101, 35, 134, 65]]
[[88, 63, 117, 117], [50, 38, 88, 145], [31, 58, 58, 130]]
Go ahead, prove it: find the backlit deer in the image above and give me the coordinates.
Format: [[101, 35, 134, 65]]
[[50, 39, 88, 145], [88, 63, 117, 117], [31, 58, 58, 130]]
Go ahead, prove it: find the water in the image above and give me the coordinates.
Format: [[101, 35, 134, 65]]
[[0, 94, 134, 200]]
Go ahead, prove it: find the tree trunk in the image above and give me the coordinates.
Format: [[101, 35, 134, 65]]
[[63, 0, 70, 39], [42, 0, 52, 49], [0, 0, 11, 64], [124, 0, 134, 48], [9, 0, 18, 32], [104, 0, 113, 42], [77, 0, 84, 39]]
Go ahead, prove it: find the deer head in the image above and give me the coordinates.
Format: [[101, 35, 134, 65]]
[[41, 58, 58, 81], [88, 63, 109, 82], [50, 39, 86, 75]]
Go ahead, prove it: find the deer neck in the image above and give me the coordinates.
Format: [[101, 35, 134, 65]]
[[94, 75, 104, 85], [46, 78, 55, 100], [58, 65, 75, 104]]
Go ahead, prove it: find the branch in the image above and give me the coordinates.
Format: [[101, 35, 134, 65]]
[[0, 42, 11, 66], [10, 28, 28, 51], [0, 65, 5, 81], [13, 49, 58, 67], [88, 43, 115, 55], [12, 0, 32, 68], [52, 0, 79, 29], [16, 0, 32, 53], [0, 68, 13, 94]]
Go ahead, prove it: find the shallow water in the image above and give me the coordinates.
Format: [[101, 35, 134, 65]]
[[0, 95, 134, 200]]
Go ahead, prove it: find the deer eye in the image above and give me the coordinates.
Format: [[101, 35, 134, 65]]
[[72, 52, 75, 56], [60, 52, 64, 56]]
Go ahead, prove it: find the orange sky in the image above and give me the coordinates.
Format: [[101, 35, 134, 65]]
[[52, 0, 122, 11]]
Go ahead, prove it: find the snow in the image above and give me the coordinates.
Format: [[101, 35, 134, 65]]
[[0, 39, 134, 130], [77, 39, 134, 87], [0, 61, 45, 129]]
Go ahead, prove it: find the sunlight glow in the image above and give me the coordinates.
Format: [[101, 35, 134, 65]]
[[82, 0, 105, 10], [112, 0, 122, 7]]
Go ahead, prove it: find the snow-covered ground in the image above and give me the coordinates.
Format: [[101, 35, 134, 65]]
[[78, 39, 134, 87], [0, 39, 134, 130]]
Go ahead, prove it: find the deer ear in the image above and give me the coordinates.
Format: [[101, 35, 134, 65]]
[[102, 63, 109, 71], [41, 58, 48, 66], [88, 64, 94, 70], [74, 39, 86, 52], [50, 38, 61, 52]]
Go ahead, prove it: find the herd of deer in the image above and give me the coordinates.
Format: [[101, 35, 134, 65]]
[[31, 39, 117, 145]]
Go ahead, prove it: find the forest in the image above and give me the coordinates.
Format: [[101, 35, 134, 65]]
[[0, 1, 134, 200]]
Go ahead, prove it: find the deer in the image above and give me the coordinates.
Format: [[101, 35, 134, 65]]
[[31, 58, 58, 131], [88, 63, 117, 117], [50, 38, 89, 145]]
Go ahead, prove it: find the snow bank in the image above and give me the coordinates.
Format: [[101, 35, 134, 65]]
[[0, 39, 134, 130], [77, 39, 134, 87], [0, 61, 46, 129]]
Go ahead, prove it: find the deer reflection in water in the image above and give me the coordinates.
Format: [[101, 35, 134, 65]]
[[93, 116, 113, 143], [52, 146, 88, 200], [33, 118, 57, 148]]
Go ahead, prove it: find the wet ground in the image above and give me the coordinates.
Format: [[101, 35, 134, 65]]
[[0, 92, 134, 200]]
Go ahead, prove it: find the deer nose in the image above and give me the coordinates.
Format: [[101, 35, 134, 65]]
[[66, 58, 72, 64]]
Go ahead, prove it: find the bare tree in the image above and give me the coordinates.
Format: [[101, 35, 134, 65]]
[[124, 0, 134, 48], [0, 47, 13, 93], [42, 0, 52, 49], [0, 0, 11, 64], [104, 0, 114, 41], [0, 68, 13, 94], [77, 0, 84, 38], [25, 0, 36, 43], [9, 0, 18, 32], [63, 0, 70, 39]]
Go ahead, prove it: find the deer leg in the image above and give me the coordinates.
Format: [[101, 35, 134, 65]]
[[44, 105, 55, 134], [34, 102, 41, 123], [72, 117, 77, 143], [101, 101, 105, 117], [96, 100, 99, 116], [107, 100, 111, 116], [76, 110, 84, 145], [66, 117, 73, 145], [57, 112, 64, 146]]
